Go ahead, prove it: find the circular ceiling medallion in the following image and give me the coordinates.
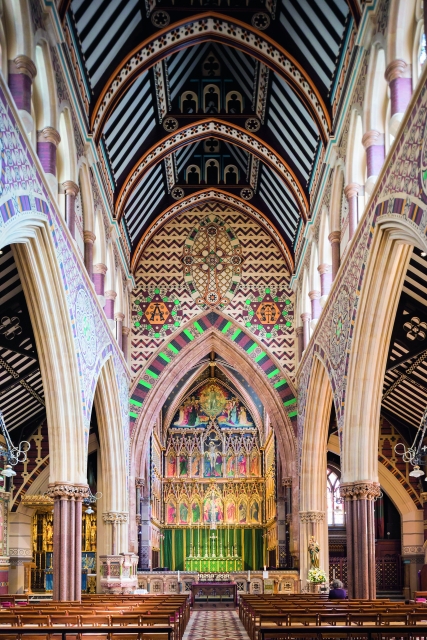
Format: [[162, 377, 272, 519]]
[[171, 187, 184, 200], [245, 118, 261, 132], [251, 12, 270, 31], [240, 188, 254, 200], [151, 10, 170, 28], [163, 117, 179, 132]]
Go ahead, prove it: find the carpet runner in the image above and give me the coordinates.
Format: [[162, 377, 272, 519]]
[[183, 609, 250, 640]]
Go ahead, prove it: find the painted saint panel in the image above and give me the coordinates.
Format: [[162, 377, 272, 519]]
[[166, 501, 177, 524]]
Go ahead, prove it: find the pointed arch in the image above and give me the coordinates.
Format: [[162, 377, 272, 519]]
[[116, 119, 309, 223], [33, 39, 58, 131], [91, 13, 330, 144]]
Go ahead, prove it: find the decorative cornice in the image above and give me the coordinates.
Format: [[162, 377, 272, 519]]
[[102, 512, 129, 523], [340, 481, 381, 500], [37, 127, 61, 146], [299, 510, 325, 523], [12, 55, 37, 80], [46, 483, 89, 500], [21, 494, 53, 509], [62, 180, 79, 197]]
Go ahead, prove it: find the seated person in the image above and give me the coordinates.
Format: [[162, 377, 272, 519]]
[[328, 579, 347, 599]]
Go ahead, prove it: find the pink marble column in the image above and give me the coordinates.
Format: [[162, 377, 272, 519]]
[[385, 60, 413, 134], [37, 127, 61, 178], [122, 326, 130, 362], [344, 183, 362, 240], [104, 290, 117, 321], [8, 55, 37, 116], [301, 312, 311, 351], [47, 483, 88, 601], [340, 481, 380, 599], [317, 264, 332, 297], [93, 263, 107, 297], [83, 231, 96, 281], [328, 231, 341, 280], [63, 181, 79, 239], [296, 326, 303, 362], [362, 130, 385, 184], [308, 290, 321, 321], [115, 312, 125, 350]]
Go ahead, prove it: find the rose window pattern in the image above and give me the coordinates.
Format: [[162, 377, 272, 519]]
[[243, 290, 294, 340], [182, 214, 243, 308]]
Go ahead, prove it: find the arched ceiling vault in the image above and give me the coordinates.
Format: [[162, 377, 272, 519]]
[[67, 0, 351, 262]]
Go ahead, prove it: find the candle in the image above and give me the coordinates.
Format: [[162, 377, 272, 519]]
[[178, 570, 180, 582], [264, 565, 266, 571], [247, 570, 250, 581]]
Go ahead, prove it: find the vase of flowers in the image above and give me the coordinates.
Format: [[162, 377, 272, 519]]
[[307, 568, 328, 593]]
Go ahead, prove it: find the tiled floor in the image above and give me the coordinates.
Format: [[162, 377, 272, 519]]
[[183, 609, 250, 640]]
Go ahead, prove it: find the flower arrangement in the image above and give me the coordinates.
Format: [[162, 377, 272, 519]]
[[308, 568, 328, 584]]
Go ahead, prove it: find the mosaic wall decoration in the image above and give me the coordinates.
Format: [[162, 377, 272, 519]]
[[132, 204, 295, 376]]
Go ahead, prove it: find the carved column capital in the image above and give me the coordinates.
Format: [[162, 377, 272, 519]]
[[328, 230, 341, 245], [135, 478, 145, 489], [301, 312, 311, 322], [344, 182, 362, 200], [94, 263, 107, 275], [83, 230, 96, 244], [37, 126, 61, 146], [102, 512, 128, 524], [46, 482, 89, 501], [136, 514, 142, 525], [362, 130, 384, 149], [385, 59, 409, 83], [299, 510, 325, 523], [317, 263, 331, 275], [122, 326, 130, 337], [340, 481, 381, 500], [308, 290, 321, 301], [295, 326, 303, 336], [13, 55, 37, 79], [115, 312, 125, 322], [62, 180, 79, 197], [105, 290, 117, 301], [282, 477, 292, 487]]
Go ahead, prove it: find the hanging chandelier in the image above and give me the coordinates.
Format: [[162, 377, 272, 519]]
[[83, 488, 102, 514], [394, 407, 427, 477], [0, 410, 30, 478]]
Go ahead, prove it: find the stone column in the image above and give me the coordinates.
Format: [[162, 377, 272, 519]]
[[296, 326, 303, 362], [318, 264, 332, 298], [344, 183, 362, 241], [301, 312, 311, 351], [46, 483, 88, 601], [63, 181, 79, 239], [83, 231, 96, 282], [385, 60, 413, 136], [102, 512, 128, 556], [37, 127, 61, 193], [362, 130, 385, 194], [308, 290, 321, 323], [115, 312, 125, 350], [328, 231, 341, 281], [8, 55, 37, 132], [93, 263, 107, 306], [122, 326, 130, 363], [299, 511, 328, 590], [0, 492, 11, 595], [340, 481, 380, 599]]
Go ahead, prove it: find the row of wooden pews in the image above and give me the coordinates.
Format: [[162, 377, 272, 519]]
[[0, 593, 190, 639], [239, 594, 427, 640]]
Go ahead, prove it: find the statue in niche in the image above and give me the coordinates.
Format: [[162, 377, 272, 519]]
[[225, 167, 237, 184], [308, 536, 320, 569], [182, 93, 196, 113], [206, 161, 219, 184], [187, 167, 200, 184], [227, 93, 241, 114], [205, 86, 219, 112]]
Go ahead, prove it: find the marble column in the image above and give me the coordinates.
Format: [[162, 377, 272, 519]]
[[340, 481, 380, 599], [344, 183, 362, 240], [328, 231, 341, 280], [115, 312, 125, 350], [296, 326, 303, 362], [122, 326, 130, 363], [63, 181, 79, 239], [362, 130, 385, 194], [93, 263, 107, 306], [385, 60, 413, 136], [301, 312, 311, 351], [8, 55, 37, 132], [318, 264, 332, 298], [308, 290, 321, 322], [46, 483, 88, 601], [37, 127, 61, 193], [102, 512, 128, 556], [83, 231, 96, 282]]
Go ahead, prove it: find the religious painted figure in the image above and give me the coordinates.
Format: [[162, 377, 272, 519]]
[[179, 502, 189, 524], [192, 501, 201, 523], [167, 455, 176, 477], [226, 500, 236, 523], [238, 454, 247, 476], [226, 454, 235, 477], [250, 500, 259, 522], [179, 455, 188, 476], [167, 502, 176, 524], [191, 454, 201, 477], [239, 500, 247, 523]]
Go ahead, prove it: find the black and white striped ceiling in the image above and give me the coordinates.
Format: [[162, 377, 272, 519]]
[[0, 247, 45, 437]]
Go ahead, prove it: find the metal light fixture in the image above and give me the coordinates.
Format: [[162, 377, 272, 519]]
[[83, 487, 102, 514], [0, 411, 30, 479], [395, 406, 427, 477]]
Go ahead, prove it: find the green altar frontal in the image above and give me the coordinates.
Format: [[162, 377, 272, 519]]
[[185, 556, 242, 572]]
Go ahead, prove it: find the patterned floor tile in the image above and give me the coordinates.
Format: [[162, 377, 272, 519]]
[[183, 610, 250, 640]]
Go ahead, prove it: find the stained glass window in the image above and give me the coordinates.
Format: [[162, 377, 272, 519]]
[[327, 468, 344, 526]]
